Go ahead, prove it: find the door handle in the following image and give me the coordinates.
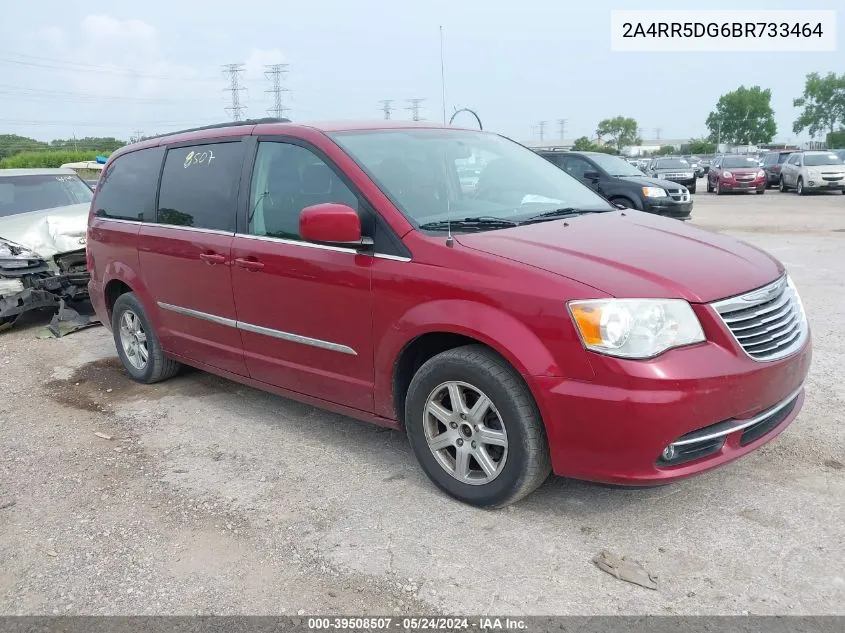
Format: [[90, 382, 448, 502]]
[[234, 257, 264, 271], [199, 252, 226, 265]]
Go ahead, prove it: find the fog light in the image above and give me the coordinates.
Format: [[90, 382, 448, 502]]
[[809, 181, 815, 186], [662, 445, 676, 461]]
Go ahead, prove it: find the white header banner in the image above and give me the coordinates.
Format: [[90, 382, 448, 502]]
[[610, 10, 837, 52]]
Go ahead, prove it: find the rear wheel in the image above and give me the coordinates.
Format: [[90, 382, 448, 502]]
[[112, 292, 180, 383], [404, 345, 551, 508]]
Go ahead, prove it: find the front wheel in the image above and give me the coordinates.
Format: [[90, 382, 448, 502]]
[[688, 183, 696, 194], [706, 179, 713, 193], [405, 345, 551, 508], [779, 177, 788, 192], [715, 181, 722, 195], [756, 188, 765, 195], [796, 177, 805, 195], [112, 292, 180, 383]]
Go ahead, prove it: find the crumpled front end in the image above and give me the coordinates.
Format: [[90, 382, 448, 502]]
[[0, 232, 90, 330]]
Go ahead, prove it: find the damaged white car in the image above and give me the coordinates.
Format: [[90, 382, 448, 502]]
[[0, 168, 92, 330]]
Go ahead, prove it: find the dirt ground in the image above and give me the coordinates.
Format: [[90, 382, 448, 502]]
[[1, 184, 843, 615]]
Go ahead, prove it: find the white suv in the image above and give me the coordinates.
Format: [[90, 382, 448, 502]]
[[779, 151, 845, 195]]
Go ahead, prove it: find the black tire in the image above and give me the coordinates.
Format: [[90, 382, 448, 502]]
[[706, 179, 713, 193], [111, 292, 180, 384], [404, 345, 551, 508], [611, 197, 636, 209], [779, 176, 788, 192], [688, 183, 696, 194], [796, 177, 805, 195], [756, 188, 765, 195], [715, 181, 722, 195]]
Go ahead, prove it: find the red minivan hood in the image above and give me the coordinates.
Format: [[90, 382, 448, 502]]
[[455, 211, 783, 303]]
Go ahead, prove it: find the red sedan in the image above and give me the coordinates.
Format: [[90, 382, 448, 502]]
[[707, 155, 766, 195]]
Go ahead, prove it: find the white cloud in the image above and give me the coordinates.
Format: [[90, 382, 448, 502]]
[[243, 48, 287, 81]]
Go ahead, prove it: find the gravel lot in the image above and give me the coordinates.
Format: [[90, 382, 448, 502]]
[[1, 183, 843, 616]]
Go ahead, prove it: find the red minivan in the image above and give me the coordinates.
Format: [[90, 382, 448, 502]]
[[86, 120, 811, 507]]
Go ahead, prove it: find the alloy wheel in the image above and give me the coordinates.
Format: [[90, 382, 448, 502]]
[[423, 381, 508, 485], [118, 309, 149, 370]]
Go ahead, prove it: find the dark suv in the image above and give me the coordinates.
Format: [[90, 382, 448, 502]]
[[536, 150, 692, 219], [761, 151, 793, 187]]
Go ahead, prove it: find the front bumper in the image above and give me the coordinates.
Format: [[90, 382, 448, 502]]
[[803, 179, 845, 191], [531, 327, 811, 485], [644, 197, 692, 219], [719, 177, 766, 191]]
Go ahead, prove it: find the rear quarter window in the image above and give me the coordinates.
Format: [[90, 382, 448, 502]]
[[94, 147, 164, 221], [156, 141, 245, 231]]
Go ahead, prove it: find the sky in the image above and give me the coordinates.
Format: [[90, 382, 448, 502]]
[[1, 0, 843, 144]]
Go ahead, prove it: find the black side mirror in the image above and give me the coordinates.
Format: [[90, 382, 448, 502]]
[[583, 170, 601, 181]]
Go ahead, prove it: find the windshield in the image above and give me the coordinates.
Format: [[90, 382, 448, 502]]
[[330, 129, 614, 228], [804, 153, 844, 166], [0, 174, 93, 217], [720, 156, 760, 168], [653, 158, 690, 169], [584, 153, 643, 177]]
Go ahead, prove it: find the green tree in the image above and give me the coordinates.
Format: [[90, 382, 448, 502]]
[[792, 72, 845, 139], [596, 117, 640, 152], [0, 134, 48, 160], [688, 139, 717, 154], [572, 136, 597, 151], [706, 85, 776, 146], [0, 149, 111, 169], [827, 129, 845, 148], [656, 145, 675, 155], [571, 136, 618, 154], [49, 136, 126, 153]]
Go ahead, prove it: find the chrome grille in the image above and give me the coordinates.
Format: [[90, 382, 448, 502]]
[[667, 188, 690, 202], [711, 276, 807, 361]]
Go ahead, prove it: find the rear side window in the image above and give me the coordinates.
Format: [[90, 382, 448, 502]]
[[94, 147, 164, 221], [157, 141, 245, 231], [777, 153, 790, 164]]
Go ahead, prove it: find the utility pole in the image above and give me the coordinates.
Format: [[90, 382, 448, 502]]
[[654, 127, 662, 141], [264, 63, 289, 119], [537, 121, 547, 142], [378, 100, 394, 120], [439, 26, 447, 124], [131, 129, 144, 143], [222, 63, 247, 122], [557, 118, 567, 141], [406, 98, 426, 121]]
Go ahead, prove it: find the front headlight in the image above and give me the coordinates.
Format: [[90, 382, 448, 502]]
[[807, 169, 819, 179], [722, 170, 733, 178], [642, 186, 667, 198], [756, 170, 765, 178], [568, 299, 705, 359]]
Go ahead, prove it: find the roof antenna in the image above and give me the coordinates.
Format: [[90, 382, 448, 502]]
[[445, 146, 454, 248]]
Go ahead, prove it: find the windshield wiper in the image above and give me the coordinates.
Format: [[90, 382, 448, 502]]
[[521, 208, 606, 225], [418, 216, 520, 231]]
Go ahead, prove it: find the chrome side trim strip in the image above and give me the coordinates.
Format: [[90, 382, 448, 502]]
[[94, 217, 143, 225], [95, 217, 234, 235], [374, 253, 412, 262], [157, 302, 238, 328], [234, 233, 358, 254], [156, 301, 356, 356], [670, 383, 804, 447], [236, 321, 357, 356], [93, 219, 412, 260]]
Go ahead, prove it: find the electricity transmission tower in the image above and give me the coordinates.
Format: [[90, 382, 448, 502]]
[[378, 100, 394, 120], [406, 98, 426, 121], [222, 63, 247, 121], [537, 120, 547, 141], [557, 118, 567, 140], [264, 64, 290, 119]]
